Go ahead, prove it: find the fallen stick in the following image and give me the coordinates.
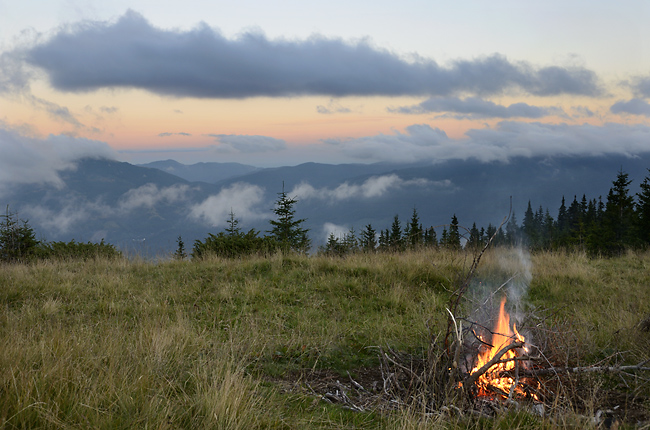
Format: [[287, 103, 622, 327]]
[[520, 362, 650, 377], [463, 341, 524, 389]]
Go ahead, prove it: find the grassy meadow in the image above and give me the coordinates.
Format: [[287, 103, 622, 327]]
[[1, 249, 649, 429]]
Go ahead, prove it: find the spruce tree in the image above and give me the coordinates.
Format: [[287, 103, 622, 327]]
[[360, 224, 377, 252], [0, 206, 38, 263], [174, 236, 187, 260], [447, 214, 461, 250], [267, 184, 311, 253], [603, 169, 637, 253], [389, 214, 403, 251], [637, 169, 650, 245], [225, 209, 242, 237]]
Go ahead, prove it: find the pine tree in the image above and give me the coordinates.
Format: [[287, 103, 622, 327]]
[[406, 207, 423, 248], [360, 224, 377, 252], [423, 227, 438, 248], [389, 214, 403, 251], [636, 169, 650, 245], [267, 184, 311, 253], [603, 169, 637, 253], [447, 214, 461, 250], [225, 209, 242, 237], [174, 235, 187, 260], [0, 206, 38, 263]]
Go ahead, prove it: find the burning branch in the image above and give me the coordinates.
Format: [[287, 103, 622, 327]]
[[463, 341, 524, 390]]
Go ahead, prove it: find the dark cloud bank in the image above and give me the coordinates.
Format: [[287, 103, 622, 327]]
[[23, 10, 602, 99]]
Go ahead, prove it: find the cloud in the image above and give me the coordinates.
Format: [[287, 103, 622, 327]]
[[26, 94, 84, 127], [290, 174, 440, 202], [21, 10, 602, 99], [571, 105, 595, 118], [391, 96, 564, 119], [100, 106, 119, 114], [0, 51, 31, 94], [158, 132, 192, 137], [189, 182, 266, 226], [628, 76, 650, 98], [610, 99, 650, 116], [208, 134, 286, 153], [0, 125, 117, 193], [339, 122, 650, 164], [23, 198, 112, 235], [316, 99, 352, 114], [118, 183, 192, 212], [322, 222, 350, 241]]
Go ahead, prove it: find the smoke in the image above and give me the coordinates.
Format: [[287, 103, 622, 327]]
[[468, 246, 533, 336], [499, 247, 533, 324]]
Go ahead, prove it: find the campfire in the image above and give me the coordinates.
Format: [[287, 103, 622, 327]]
[[462, 296, 540, 402]]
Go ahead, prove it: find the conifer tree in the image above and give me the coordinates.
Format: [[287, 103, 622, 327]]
[[268, 184, 311, 253], [225, 209, 242, 237], [447, 214, 461, 250], [406, 207, 423, 248], [603, 169, 637, 253], [360, 224, 377, 252], [637, 169, 650, 245], [0, 206, 38, 263], [389, 214, 403, 251], [174, 235, 187, 260]]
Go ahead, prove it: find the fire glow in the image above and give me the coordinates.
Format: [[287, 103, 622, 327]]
[[467, 297, 539, 400]]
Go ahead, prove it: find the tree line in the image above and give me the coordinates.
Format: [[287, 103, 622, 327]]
[[320, 168, 650, 257], [4, 168, 650, 263], [0, 206, 121, 263]]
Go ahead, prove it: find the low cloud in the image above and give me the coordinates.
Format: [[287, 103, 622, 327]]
[[159, 132, 192, 137], [291, 174, 439, 202], [119, 183, 192, 212], [208, 134, 286, 153], [189, 182, 266, 226], [322, 222, 350, 241], [392, 96, 564, 119], [23, 198, 112, 235], [21, 10, 602, 99], [340, 122, 650, 163], [610, 99, 650, 116], [0, 125, 117, 193]]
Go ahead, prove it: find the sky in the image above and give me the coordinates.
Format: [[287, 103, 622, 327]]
[[1, 0, 650, 171]]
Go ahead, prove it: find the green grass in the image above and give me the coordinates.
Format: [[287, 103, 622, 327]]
[[1, 249, 649, 428]]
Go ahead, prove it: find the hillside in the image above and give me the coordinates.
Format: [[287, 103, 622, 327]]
[[4, 154, 650, 255], [1, 249, 648, 428]]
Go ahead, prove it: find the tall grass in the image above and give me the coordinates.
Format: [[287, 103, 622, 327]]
[[0, 249, 649, 428]]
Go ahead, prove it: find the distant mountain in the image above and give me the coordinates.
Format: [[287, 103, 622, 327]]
[[4, 155, 650, 257], [138, 159, 261, 183]]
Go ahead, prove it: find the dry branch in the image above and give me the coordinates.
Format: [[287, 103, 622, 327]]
[[520, 362, 650, 377], [463, 341, 524, 389]]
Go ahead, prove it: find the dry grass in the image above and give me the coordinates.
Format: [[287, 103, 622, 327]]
[[0, 249, 649, 428]]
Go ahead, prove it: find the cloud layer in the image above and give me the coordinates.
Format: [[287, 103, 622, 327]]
[[0, 125, 117, 193], [23, 10, 602, 99], [340, 122, 650, 163], [208, 134, 287, 153], [392, 96, 564, 119], [189, 183, 266, 226], [291, 174, 441, 202]]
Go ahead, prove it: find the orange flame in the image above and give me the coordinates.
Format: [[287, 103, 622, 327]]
[[469, 297, 533, 399]]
